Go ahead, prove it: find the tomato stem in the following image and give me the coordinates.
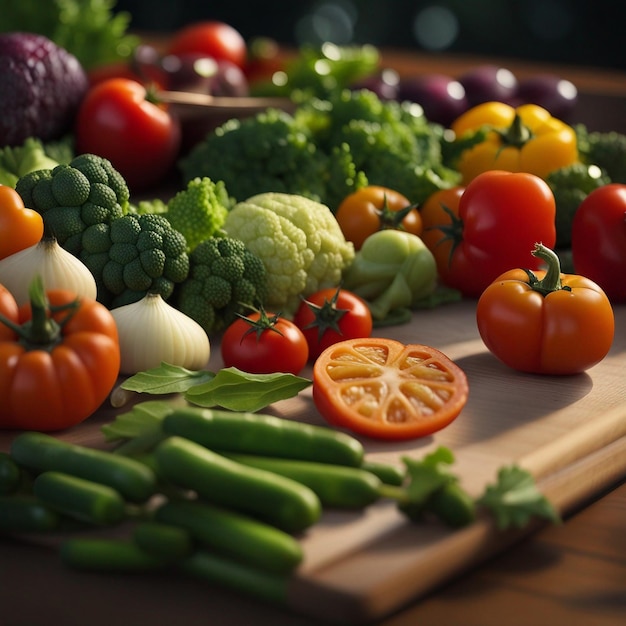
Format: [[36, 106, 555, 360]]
[[299, 286, 348, 341], [377, 193, 419, 232], [0, 275, 79, 350], [237, 304, 285, 342], [525, 243, 569, 295]]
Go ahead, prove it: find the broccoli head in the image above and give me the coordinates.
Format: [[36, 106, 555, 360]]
[[576, 124, 626, 184], [223, 192, 355, 315], [546, 162, 610, 248], [176, 236, 268, 335], [179, 108, 329, 203], [164, 177, 231, 252], [80, 213, 189, 308], [15, 153, 129, 255]]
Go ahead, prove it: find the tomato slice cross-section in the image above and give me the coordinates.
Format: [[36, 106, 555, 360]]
[[312, 338, 468, 440]]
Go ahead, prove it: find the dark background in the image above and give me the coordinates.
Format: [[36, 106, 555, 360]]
[[114, 0, 626, 71]]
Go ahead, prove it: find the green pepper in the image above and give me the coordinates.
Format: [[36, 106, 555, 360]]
[[342, 229, 438, 321]]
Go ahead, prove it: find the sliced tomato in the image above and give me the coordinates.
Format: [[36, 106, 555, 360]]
[[312, 338, 468, 440]]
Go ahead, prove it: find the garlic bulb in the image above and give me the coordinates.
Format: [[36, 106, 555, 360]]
[[0, 238, 97, 306], [110, 292, 211, 375]]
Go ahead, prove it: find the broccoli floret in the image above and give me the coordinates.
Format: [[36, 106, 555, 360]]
[[164, 177, 232, 252], [81, 213, 189, 308], [15, 153, 129, 255], [179, 108, 329, 203], [546, 163, 611, 248], [576, 124, 626, 184], [176, 236, 268, 335]]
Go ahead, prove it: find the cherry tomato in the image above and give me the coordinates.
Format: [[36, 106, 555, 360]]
[[221, 309, 309, 375], [420, 171, 556, 298], [571, 183, 626, 303], [313, 338, 468, 441], [477, 244, 614, 374], [336, 185, 422, 250], [167, 21, 247, 69], [74, 78, 181, 191], [293, 287, 373, 361]]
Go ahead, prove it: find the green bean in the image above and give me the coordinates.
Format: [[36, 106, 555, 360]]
[[155, 499, 303, 575], [11, 432, 157, 502], [179, 550, 289, 606], [60, 538, 168, 572], [0, 452, 21, 494], [361, 460, 406, 486], [223, 453, 403, 509], [162, 407, 364, 467], [0, 494, 60, 532], [33, 471, 127, 526], [132, 521, 193, 561], [154, 436, 321, 533]]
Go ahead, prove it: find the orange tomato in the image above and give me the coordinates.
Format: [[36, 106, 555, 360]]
[[0, 185, 44, 259], [0, 286, 120, 431], [335, 185, 422, 250], [312, 338, 468, 441], [476, 244, 615, 375]]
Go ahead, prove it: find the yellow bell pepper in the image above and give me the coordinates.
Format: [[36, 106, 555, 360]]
[[451, 101, 579, 184]]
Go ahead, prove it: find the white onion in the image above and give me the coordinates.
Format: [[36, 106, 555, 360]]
[[110, 292, 211, 375], [0, 238, 97, 306]]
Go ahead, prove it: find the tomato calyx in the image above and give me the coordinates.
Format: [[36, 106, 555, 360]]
[[424, 202, 464, 266], [298, 287, 349, 342], [378, 194, 419, 231], [236, 305, 286, 343], [523, 243, 571, 296], [0, 276, 79, 351], [494, 113, 534, 149]]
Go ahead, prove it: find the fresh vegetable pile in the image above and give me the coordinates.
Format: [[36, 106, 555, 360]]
[[0, 8, 624, 612]]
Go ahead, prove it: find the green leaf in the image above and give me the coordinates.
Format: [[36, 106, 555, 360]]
[[121, 363, 214, 395], [400, 446, 460, 518], [101, 400, 173, 443], [184, 367, 312, 412], [477, 465, 561, 530]]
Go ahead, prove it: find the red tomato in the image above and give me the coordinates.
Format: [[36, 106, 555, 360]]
[[293, 287, 373, 361], [74, 78, 181, 191], [221, 310, 309, 375], [167, 21, 247, 69], [421, 171, 556, 298], [571, 183, 626, 303]]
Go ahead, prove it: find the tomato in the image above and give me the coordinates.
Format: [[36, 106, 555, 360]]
[[477, 243, 614, 375], [293, 287, 373, 360], [313, 338, 468, 441], [0, 283, 19, 342], [221, 309, 309, 375], [74, 78, 181, 191], [571, 183, 626, 303], [167, 21, 247, 69], [0, 284, 120, 431], [335, 185, 422, 250], [0, 185, 44, 259], [420, 171, 556, 298]]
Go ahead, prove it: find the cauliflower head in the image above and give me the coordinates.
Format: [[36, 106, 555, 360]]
[[223, 192, 355, 315]]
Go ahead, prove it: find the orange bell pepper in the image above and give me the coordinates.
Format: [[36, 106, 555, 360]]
[[0, 185, 44, 259], [451, 102, 579, 184]]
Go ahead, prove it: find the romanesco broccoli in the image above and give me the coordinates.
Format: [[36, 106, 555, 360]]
[[15, 153, 129, 255], [80, 213, 189, 308], [164, 177, 231, 252], [179, 89, 459, 211], [176, 236, 268, 335], [576, 124, 626, 184], [223, 192, 355, 315], [546, 162, 611, 248]]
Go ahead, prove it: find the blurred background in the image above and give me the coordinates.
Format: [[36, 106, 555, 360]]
[[114, 0, 626, 71]]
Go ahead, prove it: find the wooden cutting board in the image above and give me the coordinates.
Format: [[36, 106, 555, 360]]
[[2, 299, 625, 624]]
